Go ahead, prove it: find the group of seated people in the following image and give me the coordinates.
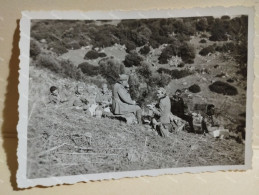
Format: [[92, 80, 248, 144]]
[[48, 74, 210, 137]]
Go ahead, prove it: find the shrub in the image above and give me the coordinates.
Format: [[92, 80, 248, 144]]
[[157, 68, 192, 79], [84, 50, 107, 60], [196, 18, 208, 32], [199, 39, 207, 43], [199, 45, 215, 56], [124, 41, 137, 53], [60, 60, 85, 81], [226, 78, 234, 83], [158, 43, 180, 64], [215, 42, 235, 52], [209, 81, 238, 96], [179, 43, 195, 64], [78, 62, 100, 76], [124, 52, 143, 67], [137, 62, 152, 80], [30, 40, 41, 59], [64, 41, 81, 50], [170, 69, 193, 79], [139, 45, 150, 55], [200, 33, 208, 38], [149, 73, 170, 88], [209, 19, 228, 41], [188, 84, 201, 93], [35, 54, 61, 73], [178, 62, 185, 68], [99, 58, 125, 86], [48, 42, 68, 55]]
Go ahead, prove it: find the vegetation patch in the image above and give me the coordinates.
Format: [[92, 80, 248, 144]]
[[209, 81, 238, 96], [84, 50, 107, 60], [78, 62, 100, 76], [199, 45, 215, 56], [188, 84, 201, 93], [124, 52, 143, 67], [30, 40, 41, 59], [199, 39, 207, 43], [157, 68, 192, 79], [139, 45, 151, 55]]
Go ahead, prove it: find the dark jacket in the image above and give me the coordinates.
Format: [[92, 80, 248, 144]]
[[170, 96, 185, 117]]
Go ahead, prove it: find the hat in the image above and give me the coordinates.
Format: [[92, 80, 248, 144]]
[[119, 74, 129, 81]]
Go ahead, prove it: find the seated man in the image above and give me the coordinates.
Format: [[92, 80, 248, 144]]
[[71, 83, 90, 113], [170, 89, 195, 133], [148, 88, 171, 137], [112, 74, 142, 124], [48, 86, 67, 104]]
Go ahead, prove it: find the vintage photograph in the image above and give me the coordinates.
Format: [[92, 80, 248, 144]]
[[17, 9, 253, 185]]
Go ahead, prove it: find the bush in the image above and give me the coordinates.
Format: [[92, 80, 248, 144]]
[[64, 40, 81, 50], [149, 73, 171, 88], [199, 45, 215, 56], [209, 81, 238, 96], [226, 78, 234, 83], [209, 19, 228, 41], [48, 42, 68, 55], [99, 58, 125, 86], [78, 62, 100, 76], [157, 68, 192, 79], [188, 84, 201, 93], [60, 60, 85, 81], [178, 62, 185, 68], [179, 43, 195, 64], [139, 45, 150, 55], [199, 39, 207, 43], [158, 43, 180, 64], [124, 52, 143, 67], [200, 33, 208, 38], [84, 50, 107, 60], [30, 40, 41, 59], [35, 54, 61, 73], [196, 18, 208, 32], [137, 62, 152, 79], [170, 69, 193, 79], [215, 42, 235, 52], [124, 41, 137, 53]]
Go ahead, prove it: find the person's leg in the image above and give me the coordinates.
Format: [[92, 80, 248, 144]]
[[159, 124, 169, 137], [202, 119, 209, 134], [181, 114, 195, 133]]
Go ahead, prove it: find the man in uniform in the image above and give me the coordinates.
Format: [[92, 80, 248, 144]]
[[112, 74, 142, 124], [170, 89, 195, 133], [148, 87, 171, 137]]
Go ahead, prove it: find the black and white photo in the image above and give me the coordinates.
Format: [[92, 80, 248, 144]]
[[17, 8, 254, 187]]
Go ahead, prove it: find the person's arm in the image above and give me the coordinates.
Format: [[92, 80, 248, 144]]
[[117, 86, 135, 105]]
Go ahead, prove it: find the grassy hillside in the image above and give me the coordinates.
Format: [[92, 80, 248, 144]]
[[27, 17, 247, 178]]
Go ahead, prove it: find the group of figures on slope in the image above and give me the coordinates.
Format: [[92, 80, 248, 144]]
[[48, 74, 214, 137]]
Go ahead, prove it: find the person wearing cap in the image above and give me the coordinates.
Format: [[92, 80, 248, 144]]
[[112, 74, 142, 124], [148, 87, 171, 137]]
